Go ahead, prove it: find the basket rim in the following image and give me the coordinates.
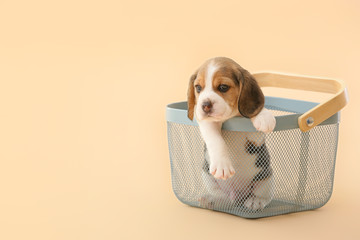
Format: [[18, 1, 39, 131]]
[[166, 96, 340, 132]]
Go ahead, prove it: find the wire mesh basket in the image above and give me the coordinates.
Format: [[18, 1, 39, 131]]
[[166, 73, 348, 218]]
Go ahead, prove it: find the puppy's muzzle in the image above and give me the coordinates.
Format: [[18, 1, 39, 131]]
[[202, 101, 213, 113]]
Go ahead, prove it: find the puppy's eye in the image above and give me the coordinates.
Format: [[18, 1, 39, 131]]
[[195, 85, 202, 93], [218, 84, 229, 93]]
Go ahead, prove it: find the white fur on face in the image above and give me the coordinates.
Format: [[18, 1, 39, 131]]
[[195, 61, 234, 122]]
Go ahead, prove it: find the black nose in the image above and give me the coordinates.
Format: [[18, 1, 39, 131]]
[[202, 101, 213, 113]]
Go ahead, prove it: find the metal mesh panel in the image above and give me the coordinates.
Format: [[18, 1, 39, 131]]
[[167, 121, 339, 218]]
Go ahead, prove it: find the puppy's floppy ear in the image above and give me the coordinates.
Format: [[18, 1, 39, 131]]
[[187, 71, 198, 120], [237, 68, 264, 118]]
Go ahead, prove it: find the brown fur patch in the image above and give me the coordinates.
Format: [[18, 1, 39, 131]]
[[237, 68, 264, 118], [212, 73, 240, 110], [187, 72, 197, 120]]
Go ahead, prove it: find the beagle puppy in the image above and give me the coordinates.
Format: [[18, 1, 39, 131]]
[[187, 57, 276, 211]]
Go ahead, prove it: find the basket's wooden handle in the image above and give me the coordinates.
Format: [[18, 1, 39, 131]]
[[253, 72, 349, 132]]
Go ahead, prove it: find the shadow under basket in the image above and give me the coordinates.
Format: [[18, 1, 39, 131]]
[[166, 73, 348, 218]]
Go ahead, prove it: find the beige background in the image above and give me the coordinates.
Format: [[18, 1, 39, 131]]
[[0, 0, 359, 239]]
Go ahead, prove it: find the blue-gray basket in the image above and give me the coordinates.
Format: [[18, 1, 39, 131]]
[[166, 73, 348, 218]]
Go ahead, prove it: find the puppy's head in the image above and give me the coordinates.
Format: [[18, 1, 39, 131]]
[[187, 57, 264, 122]]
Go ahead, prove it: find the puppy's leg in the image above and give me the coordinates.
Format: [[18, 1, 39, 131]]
[[244, 176, 274, 211], [198, 120, 235, 180], [251, 108, 276, 133], [244, 133, 274, 211], [200, 170, 231, 210], [200, 151, 234, 210]]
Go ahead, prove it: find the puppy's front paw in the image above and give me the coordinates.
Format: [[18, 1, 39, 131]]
[[209, 157, 235, 180], [244, 195, 271, 211], [251, 108, 276, 133]]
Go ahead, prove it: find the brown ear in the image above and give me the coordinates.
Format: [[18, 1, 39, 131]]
[[187, 72, 197, 120], [237, 68, 264, 118]]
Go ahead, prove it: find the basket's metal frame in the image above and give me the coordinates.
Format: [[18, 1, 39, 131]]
[[166, 97, 340, 132], [166, 95, 342, 218]]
